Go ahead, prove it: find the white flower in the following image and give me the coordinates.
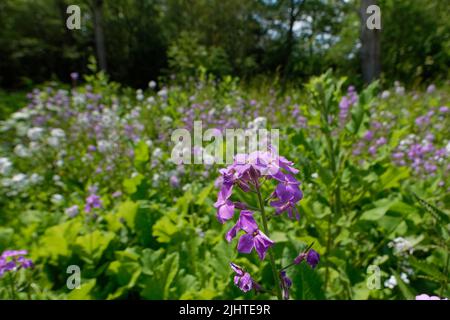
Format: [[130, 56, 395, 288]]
[[2, 178, 12, 188], [28, 141, 41, 151], [27, 127, 44, 140], [400, 272, 410, 284], [388, 237, 414, 255], [248, 117, 267, 130], [311, 172, 319, 179], [152, 173, 160, 187], [384, 275, 397, 289], [148, 80, 157, 89], [136, 89, 144, 101], [51, 128, 66, 138], [381, 90, 390, 99], [97, 140, 112, 153], [73, 93, 86, 105], [47, 136, 60, 147], [152, 147, 162, 159], [395, 85, 405, 96], [224, 105, 233, 114], [157, 88, 168, 98], [445, 141, 450, 156], [12, 173, 27, 184], [208, 108, 216, 117], [11, 111, 31, 120], [0, 157, 13, 176], [162, 116, 173, 124], [29, 173, 43, 184], [51, 194, 64, 204]]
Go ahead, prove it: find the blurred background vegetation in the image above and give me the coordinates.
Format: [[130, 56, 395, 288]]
[[0, 0, 448, 90]]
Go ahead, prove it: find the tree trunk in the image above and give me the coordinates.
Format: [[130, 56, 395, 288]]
[[360, 0, 381, 83], [93, 0, 107, 71], [282, 0, 305, 84]]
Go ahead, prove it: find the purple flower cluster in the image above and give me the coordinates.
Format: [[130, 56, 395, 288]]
[[293, 249, 320, 268], [339, 86, 358, 126], [215, 151, 315, 298], [391, 107, 449, 181], [229, 263, 260, 293], [353, 120, 390, 157], [392, 133, 448, 178], [215, 151, 302, 225], [0, 250, 33, 277], [226, 210, 274, 260], [85, 193, 102, 212], [291, 106, 307, 129]]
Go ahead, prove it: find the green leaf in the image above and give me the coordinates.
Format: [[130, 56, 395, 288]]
[[0, 227, 14, 250], [123, 173, 144, 195], [116, 200, 139, 229], [360, 200, 395, 221], [67, 279, 96, 300], [134, 140, 149, 167], [139, 252, 179, 299], [409, 257, 447, 282], [195, 183, 214, 206], [413, 193, 450, 224], [292, 262, 325, 300], [140, 248, 165, 275], [73, 231, 115, 264], [36, 220, 82, 262], [391, 269, 415, 300], [379, 167, 410, 190], [152, 209, 186, 243]]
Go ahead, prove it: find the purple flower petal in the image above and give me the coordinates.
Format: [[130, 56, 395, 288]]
[[254, 231, 274, 260], [237, 234, 255, 254]]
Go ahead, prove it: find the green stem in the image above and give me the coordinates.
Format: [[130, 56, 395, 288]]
[[323, 120, 342, 292], [8, 272, 16, 300], [255, 183, 283, 300], [440, 244, 449, 296]]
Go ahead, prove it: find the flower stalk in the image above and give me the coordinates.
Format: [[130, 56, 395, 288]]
[[255, 182, 282, 300]]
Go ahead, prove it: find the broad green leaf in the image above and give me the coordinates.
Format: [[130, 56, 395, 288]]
[[73, 231, 115, 264], [67, 279, 96, 300], [116, 200, 139, 229], [139, 252, 179, 299], [134, 140, 149, 167], [123, 173, 144, 195], [36, 220, 82, 262], [409, 257, 447, 282], [379, 167, 410, 190], [195, 183, 214, 206]]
